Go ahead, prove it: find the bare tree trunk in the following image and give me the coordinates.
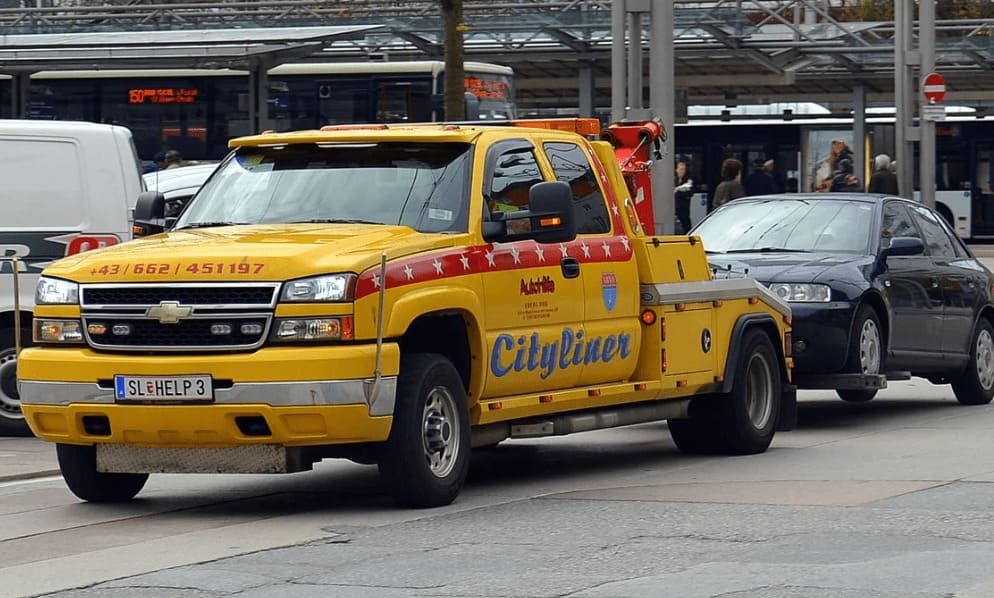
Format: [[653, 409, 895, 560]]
[[441, 0, 465, 121]]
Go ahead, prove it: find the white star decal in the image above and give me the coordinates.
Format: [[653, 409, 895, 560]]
[[620, 237, 631, 252], [601, 241, 612, 257], [535, 245, 545, 262], [459, 254, 471, 270], [486, 250, 497, 267], [559, 243, 569, 258], [612, 204, 620, 216], [403, 264, 415, 280], [581, 243, 591, 258], [510, 246, 521, 264], [372, 274, 381, 289], [432, 258, 444, 275]]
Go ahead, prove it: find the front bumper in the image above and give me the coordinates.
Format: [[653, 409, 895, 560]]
[[18, 343, 399, 447], [788, 301, 858, 374]]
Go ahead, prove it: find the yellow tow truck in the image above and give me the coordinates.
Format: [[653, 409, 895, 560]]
[[19, 118, 793, 507]]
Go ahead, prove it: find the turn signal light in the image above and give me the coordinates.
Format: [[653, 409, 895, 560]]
[[640, 309, 657, 325], [540, 217, 562, 227]]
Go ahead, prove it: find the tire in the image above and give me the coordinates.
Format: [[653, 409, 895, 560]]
[[951, 318, 994, 405], [0, 328, 34, 437], [836, 306, 883, 403], [378, 353, 470, 508], [669, 328, 781, 455], [56, 444, 148, 502]]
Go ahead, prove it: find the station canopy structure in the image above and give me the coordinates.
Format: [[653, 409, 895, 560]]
[[2, 0, 994, 117]]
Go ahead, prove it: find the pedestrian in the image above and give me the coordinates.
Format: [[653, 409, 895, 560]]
[[711, 158, 745, 209], [829, 158, 862, 192], [867, 153, 899, 195], [163, 149, 184, 169], [674, 160, 694, 233], [743, 158, 777, 196], [764, 159, 785, 193], [816, 139, 853, 191]]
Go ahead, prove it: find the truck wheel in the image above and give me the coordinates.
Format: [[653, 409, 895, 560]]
[[719, 328, 781, 454], [951, 318, 994, 405], [378, 353, 470, 508], [56, 444, 148, 502], [670, 329, 780, 455], [837, 306, 883, 403], [0, 328, 33, 437]]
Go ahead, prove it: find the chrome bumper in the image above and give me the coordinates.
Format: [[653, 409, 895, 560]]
[[18, 377, 398, 417]]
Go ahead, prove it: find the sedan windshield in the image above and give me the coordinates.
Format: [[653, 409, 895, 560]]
[[175, 142, 473, 233], [693, 198, 874, 254]]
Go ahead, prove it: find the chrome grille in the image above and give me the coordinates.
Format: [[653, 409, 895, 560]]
[[80, 283, 280, 352]]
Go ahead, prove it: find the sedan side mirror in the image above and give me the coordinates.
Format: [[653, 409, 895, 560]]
[[882, 236, 925, 257]]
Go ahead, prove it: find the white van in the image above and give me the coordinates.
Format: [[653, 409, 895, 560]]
[[0, 120, 143, 435]]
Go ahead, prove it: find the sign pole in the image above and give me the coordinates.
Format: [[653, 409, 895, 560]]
[[920, 1, 937, 209]]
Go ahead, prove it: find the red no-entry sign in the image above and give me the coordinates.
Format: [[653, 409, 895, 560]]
[[923, 72, 946, 103]]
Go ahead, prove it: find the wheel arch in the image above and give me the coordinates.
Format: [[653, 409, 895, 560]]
[[398, 309, 485, 405], [720, 313, 788, 394]]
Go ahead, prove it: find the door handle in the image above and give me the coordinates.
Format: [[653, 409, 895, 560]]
[[561, 257, 580, 279]]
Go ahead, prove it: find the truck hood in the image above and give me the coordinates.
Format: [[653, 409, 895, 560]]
[[44, 224, 460, 283]]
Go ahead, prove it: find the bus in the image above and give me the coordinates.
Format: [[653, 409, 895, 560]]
[[673, 115, 993, 239], [0, 61, 515, 162]]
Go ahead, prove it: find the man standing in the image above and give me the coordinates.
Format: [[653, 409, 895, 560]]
[[674, 160, 694, 233], [867, 154, 900, 195], [744, 158, 776, 196]]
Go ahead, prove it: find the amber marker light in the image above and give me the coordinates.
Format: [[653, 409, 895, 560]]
[[749, 296, 760, 304], [588, 389, 602, 397], [634, 383, 647, 391], [640, 309, 657, 325], [784, 332, 793, 357], [539, 395, 553, 403], [661, 349, 668, 372], [675, 303, 686, 311], [713, 299, 724, 307], [488, 402, 503, 410], [540, 217, 562, 227], [676, 380, 688, 387]]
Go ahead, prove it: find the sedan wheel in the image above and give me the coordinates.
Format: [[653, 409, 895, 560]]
[[837, 306, 882, 403], [952, 319, 994, 405]]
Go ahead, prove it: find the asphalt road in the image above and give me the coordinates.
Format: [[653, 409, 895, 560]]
[[5, 381, 994, 598], [3, 250, 994, 598]]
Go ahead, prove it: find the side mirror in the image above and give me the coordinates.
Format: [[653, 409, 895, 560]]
[[882, 236, 924, 257], [133, 191, 166, 238], [483, 181, 576, 244]]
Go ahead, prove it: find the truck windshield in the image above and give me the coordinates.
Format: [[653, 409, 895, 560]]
[[175, 142, 473, 233]]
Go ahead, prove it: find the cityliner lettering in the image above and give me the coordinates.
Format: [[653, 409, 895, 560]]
[[491, 327, 633, 379]]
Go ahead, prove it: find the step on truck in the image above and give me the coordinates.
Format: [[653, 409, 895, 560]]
[[18, 118, 794, 508]]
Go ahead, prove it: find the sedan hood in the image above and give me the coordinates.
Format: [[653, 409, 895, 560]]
[[707, 251, 866, 284]]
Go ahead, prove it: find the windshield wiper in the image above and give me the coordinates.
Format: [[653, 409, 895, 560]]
[[722, 247, 809, 254], [290, 218, 383, 225], [177, 221, 250, 230]]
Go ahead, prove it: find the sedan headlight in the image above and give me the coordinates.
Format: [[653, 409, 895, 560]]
[[769, 283, 831, 303], [280, 274, 356, 302], [36, 277, 79, 305]]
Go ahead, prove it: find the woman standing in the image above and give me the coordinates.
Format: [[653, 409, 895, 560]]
[[711, 158, 745, 210]]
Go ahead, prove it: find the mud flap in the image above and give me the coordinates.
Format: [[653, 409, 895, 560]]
[[776, 385, 797, 431]]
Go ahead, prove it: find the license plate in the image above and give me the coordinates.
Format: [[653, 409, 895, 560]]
[[114, 375, 213, 402]]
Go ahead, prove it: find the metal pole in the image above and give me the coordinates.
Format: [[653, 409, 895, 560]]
[[12, 258, 20, 356], [894, 0, 914, 198], [578, 61, 594, 118], [650, 0, 675, 235], [919, 0, 936, 209], [610, 0, 626, 123], [852, 84, 866, 189], [627, 11, 643, 113]]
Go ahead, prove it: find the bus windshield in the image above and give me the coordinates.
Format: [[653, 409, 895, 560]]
[[175, 142, 473, 233]]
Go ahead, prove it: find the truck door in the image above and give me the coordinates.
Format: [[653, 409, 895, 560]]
[[541, 141, 640, 388], [480, 139, 585, 397]]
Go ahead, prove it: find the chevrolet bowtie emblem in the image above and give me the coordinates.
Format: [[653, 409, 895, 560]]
[[147, 301, 193, 324]]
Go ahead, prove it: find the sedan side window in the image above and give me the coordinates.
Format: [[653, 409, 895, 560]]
[[881, 202, 921, 247], [909, 205, 957, 258]]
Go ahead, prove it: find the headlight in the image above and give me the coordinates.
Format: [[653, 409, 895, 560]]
[[769, 283, 831, 303], [280, 274, 356, 302], [36, 277, 79, 305], [270, 317, 354, 342], [34, 319, 85, 344]]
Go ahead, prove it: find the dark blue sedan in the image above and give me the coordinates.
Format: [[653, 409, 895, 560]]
[[691, 193, 994, 404]]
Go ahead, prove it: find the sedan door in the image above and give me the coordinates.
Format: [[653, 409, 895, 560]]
[[878, 201, 944, 357], [907, 204, 985, 357]]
